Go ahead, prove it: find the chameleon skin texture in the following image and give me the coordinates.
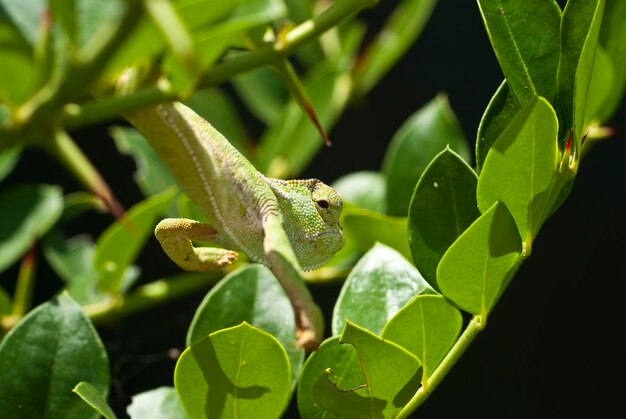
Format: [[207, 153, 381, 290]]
[[126, 102, 344, 271]]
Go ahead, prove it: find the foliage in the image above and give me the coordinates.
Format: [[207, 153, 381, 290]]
[[1, 0, 624, 418]]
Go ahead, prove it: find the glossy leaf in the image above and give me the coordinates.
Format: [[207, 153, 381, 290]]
[[297, 337, 364, 419], [408, 148, 479, 288], [475, 80, 521, 172], [332, 171, 386, 213], [332, 243, 434, 336], [0, 146, 21, 181], [258, 61, 348, 178], [0, 8, 36, 105], [341, 207, 411, 260], [0, 0, 45, 45], [73, 381, 117, 419], [186, 265, 304, 388], [127, 387, 186, 419], [477, 0, 561, 105], [585, 46, 614, 126], [0, 184, 63, 272], [597, 0, 626, 121], [175, 322, 291, 419], [110, 127, 178, 199], [437, 202, 521, 318], [313, 321, 421, 418], [94, 187, 176, 294], [557, 0, 604, 146], [477, 97, 558, 250], [0, 293, 109, 419], [382, 294, 462, 381], [354, 0, 437, 97], [382, 94, 469, 216]]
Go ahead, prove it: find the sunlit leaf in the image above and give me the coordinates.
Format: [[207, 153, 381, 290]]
[[73, 381, 117, 419]]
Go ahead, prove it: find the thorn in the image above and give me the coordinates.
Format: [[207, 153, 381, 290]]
[[301, 100, 332, 147], [580, 129, 589, 148], [565, 128, 572, 153]]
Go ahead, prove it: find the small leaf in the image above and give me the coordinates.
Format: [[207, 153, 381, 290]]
[[341, 207, 411, 260], [94, 187, 176, 294], [557, 0, 605, 146], [0, 12, 36, 105], [73, 381, 117, 419], [175, 322, 291, 419], [0, 286, 10, 315], [477, 0, 561, 105], [297, 337, 364, 419], [596, 0, 626, 121], [437, 202, 521, 318], [477, 96, 558, 250], [0, 0, 46, 45], [0, 293, 110, 419], [332, 243, 434, 336], [110, 127, 178, 199], [186, 265, 304, 388], [475, 80, 521, 172], [127, 387, 185, 419], [382, 94, 470, 216], [354, 0, 437, 97], [382, 295, 462, 381], [0, 184, 63, 273], [408, 148, 480, 288], [313, 322, 421, 418], [332, 171, 386, 213], [0, 146, 21, 181]]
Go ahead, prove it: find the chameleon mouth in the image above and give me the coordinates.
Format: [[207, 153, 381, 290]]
[[306, 228, 343, 241]]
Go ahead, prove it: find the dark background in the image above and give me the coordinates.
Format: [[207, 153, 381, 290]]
[[2, 0, 625, 417]]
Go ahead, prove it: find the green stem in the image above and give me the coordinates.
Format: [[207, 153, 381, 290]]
[[44, 130, 124, 217], [396, 316, 485, 418], [85, 272, 221, 324], [200, 0, 379, 86], [12, 246, 37, 317]]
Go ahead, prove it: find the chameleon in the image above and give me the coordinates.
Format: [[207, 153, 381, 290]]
[[118, 73, 344, 351]]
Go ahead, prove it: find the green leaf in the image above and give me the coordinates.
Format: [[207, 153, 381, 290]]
[[437, 202, 521, 318], [475, 80, 521, 172], [313, 322, 421, 418], [382, 94, 469, 216], [0, 146, 21, 181], [557, 0, 605, 146], [0, 0, 46, 45], [477, 0, 561, 105], [186, 265, 304, 388], [408, 148, 480, 288], [258, 61, 348, 178], [184, 88, 250, 158], [94, 187, 176, 294], [332, 171, 386, 213], [597, 0, 626, 121], [127, 387, 186, 419], [477, 97, 558, 251], [353, 0, 437, 97], [382, 294, 462, 381], [297, 337, 364, 419], [341, 207, 411, 260], [0, 293, 110, 419], [0, 16, 35, 106], [73, 381, 117, 419], [585, 45, 614, 126], [0, 184, 63, 272], [175, 322, 291, 419], [110, 127, 178, 199], [332, 243, 434, 336], [232, 66, 289, 126]]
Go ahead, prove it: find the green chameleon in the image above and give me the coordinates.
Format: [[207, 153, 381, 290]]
[[120, 81, 344, 351]]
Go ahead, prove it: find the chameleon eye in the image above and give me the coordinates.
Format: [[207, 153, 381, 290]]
[[317, 200, 329, 209]]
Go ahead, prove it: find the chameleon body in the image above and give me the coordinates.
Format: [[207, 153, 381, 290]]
[[123, 98, 344, 350]]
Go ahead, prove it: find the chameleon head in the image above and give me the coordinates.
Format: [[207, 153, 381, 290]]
[[269, 179, 345, 271]]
